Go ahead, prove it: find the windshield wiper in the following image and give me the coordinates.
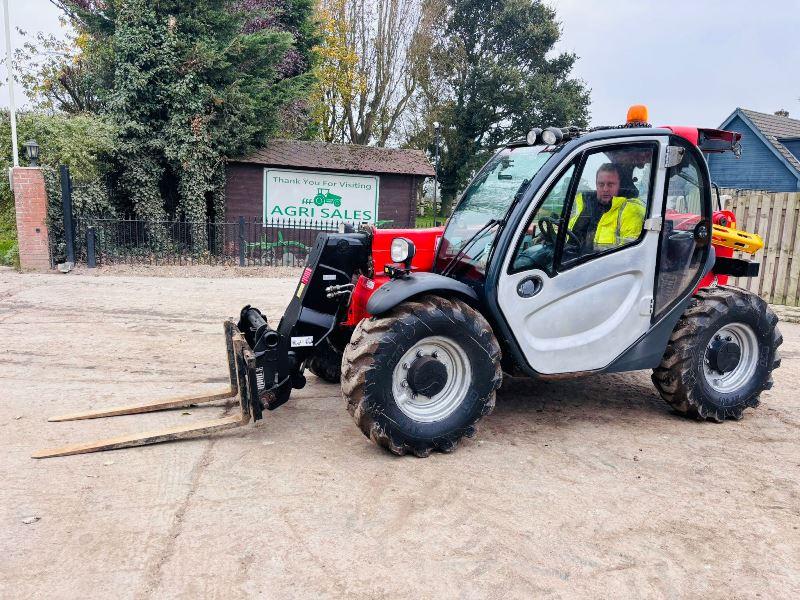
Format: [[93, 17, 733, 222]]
[[441, 218, 502, 277], [506, 178, 531, 216], [514, 178, 530, 202]]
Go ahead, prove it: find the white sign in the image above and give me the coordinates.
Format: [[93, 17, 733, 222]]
[[290, 336, 314, 348], [264, 168, 379, 224]]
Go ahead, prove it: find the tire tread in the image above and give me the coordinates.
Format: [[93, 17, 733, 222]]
[[341, 295, 501, 456], [652, 285, 781, 422]]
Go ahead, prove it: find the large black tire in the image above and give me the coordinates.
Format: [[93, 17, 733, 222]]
[[307, 337, 342, 383], [341, 295, 502, 457], [652, 285, 782, 421]]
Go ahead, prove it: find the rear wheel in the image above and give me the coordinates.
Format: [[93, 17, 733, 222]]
[[307, 336, 342, 383], [652, 286, 782, 421], [341, 295, 502, 456]]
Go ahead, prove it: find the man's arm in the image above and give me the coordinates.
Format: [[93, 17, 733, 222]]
[[619, 199, 647, 242]]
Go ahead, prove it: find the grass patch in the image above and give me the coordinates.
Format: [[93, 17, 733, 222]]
[[415, 216, 443, 228], [0, 196, 18, 267]]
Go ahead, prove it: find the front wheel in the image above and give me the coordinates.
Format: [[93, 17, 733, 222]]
[[652, 285, 782, 421], [341, 295, 502, 456]]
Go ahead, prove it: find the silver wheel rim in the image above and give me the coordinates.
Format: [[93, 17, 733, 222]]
[[391, 336, 472, 423], [702, 322, 759, 393]]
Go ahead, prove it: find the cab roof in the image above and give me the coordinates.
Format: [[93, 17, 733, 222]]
[[509, 125, 741, 154]]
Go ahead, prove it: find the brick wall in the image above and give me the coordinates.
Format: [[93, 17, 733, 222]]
[[12, 167, 51, 271]]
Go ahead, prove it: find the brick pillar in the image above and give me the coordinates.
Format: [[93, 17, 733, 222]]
[[12, 167, 52, 271]]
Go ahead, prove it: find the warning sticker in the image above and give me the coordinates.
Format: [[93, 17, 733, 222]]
[[291, 336, 314, 347], [255, 367, 266, 391], [300, 268, 313, 284]]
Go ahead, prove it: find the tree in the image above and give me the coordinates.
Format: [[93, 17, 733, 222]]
[[106, 0, 176, 224], [13, 29, 109, 114], [310, 0, 361, 143], [53, 0, 315, 246], [311, 0, 430, 146], [408, 0, 590, 216], [235, 0, 318, 138]]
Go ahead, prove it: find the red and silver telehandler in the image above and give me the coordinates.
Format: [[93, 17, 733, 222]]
[[34, 106, 781, 459]]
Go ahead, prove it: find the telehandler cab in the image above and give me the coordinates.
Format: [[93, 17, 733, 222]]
[[35, 107, 781, 459]]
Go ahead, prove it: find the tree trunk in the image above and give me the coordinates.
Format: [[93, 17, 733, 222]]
[[439, 186, 458, 219]]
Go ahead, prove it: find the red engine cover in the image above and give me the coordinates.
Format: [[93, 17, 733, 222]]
[[371, 226, 445, 273], [342, 226, 445, 327]]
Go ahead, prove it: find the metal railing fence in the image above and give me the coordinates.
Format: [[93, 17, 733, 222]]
[[71, 217, 339, 267]]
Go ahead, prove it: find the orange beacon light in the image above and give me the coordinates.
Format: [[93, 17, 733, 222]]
[[626, 104, 649, 125]]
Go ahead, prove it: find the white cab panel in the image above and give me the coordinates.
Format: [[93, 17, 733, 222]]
[[496, 136, 667, 374], [498, 241, 657, 373]]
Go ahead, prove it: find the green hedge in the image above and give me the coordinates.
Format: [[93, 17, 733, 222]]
[[0, 111, 117, 266]]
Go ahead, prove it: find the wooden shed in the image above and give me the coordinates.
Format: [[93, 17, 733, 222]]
[[225, 140, 435, 227]]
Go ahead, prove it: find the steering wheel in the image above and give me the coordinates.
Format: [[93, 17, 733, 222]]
[[538, 216, 582, 252]]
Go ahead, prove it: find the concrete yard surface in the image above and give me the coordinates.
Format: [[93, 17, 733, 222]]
[[1, 267, 799, 599]]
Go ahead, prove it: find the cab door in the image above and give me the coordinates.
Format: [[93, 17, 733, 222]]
[[495, 138, 667, 374]]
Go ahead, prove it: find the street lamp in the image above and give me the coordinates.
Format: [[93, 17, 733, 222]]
[[23, 139, 39, 167], [432, 121, 441, 226]]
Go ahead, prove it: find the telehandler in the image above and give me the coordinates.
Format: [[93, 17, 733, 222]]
[[34, 106, 781, 458]]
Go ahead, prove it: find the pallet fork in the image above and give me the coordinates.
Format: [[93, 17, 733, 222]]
[[33, 230, 371, 459], [32, 320, 263, 459]]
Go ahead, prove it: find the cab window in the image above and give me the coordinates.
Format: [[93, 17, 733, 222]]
[[437, 145, 554, 279], [654, 144, 710, 317], [509, 165, 576, 274], [559, 143, 656, 268]]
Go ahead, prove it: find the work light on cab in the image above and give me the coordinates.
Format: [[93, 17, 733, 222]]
[[541, 127, 563, 145], [526, 128, 542, 145]]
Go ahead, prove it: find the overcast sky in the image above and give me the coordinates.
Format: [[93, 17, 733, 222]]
[[2, 0, 799, 129], [548, 0, 800, 126]]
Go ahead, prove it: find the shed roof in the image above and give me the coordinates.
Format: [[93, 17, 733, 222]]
[[232, 139, 435, 177], [723, 108, 800, 176]]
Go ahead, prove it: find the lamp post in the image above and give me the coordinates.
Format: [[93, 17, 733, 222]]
[[2, 0, 18, 168], [432, 121, 441, 226], [23, 140, 39, 167]]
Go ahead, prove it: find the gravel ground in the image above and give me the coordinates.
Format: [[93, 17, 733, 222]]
[[1, 267, 799, 599]]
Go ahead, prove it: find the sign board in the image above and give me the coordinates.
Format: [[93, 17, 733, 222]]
[[263, 169, 379, 224]]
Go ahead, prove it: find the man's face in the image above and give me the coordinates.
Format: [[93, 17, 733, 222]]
[[596, 170, 620, 204]]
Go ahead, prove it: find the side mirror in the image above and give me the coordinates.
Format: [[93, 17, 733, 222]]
[[665, 146, 685, 168]]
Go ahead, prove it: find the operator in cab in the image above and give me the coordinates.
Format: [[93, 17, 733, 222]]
[[568, 163, 646, 255], [606, 147, 652, 198]]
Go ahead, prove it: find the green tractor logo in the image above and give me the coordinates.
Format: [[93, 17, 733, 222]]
[[313, 188, 342, 207]]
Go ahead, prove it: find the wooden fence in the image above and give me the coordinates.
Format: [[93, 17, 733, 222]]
[[724, 191, 800, 306]]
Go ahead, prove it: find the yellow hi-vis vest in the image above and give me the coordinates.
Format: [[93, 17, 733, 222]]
[[569, 193, 646, 250]]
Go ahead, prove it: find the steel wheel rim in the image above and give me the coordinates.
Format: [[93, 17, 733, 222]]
[[391, 336, 471, 423], [702, 322, 759, 394]]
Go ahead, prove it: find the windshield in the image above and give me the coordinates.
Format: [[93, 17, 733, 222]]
[[435, 145, 554, 280]]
